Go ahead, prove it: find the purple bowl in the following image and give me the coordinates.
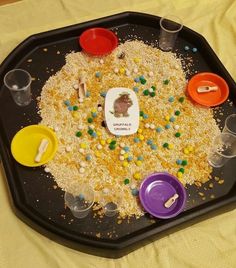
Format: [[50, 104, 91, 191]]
[[139, 172, 187, 219]]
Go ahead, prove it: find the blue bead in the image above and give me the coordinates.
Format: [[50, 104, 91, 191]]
[[137, 156, 144, 161], [127, 156, 133, 162], [91, 132, 97, 138], [133, 87, 139, 92], [95, 71, 101, 77], [192, 47, 198, 53], [151, 144, 157, 150], [100, 92, 106, 97], [139, 75, 145, 80], [131, 188, 139, 196], [143, 114, 148, 119], [184, 45, 190, 51], [147, 139, 153, 145], [168, 96, 174, 102], [124, 146, 130, 152], [78, 193, 84, 200], [86, 91, 91, 97], [169, 116, 175, 122], [68, 106, 73, 111], [134, 77, 140, 82], [92, 112, 97, 118], [165, 124, 171, 129], [86, 155, 92, 161], [64, 100, 70, 106], [176, 159, 182, 165], [134, 138, 140, 143], [156, 127, 162, 133]]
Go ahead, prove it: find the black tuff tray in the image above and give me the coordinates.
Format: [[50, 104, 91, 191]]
[[0, 12, 236, 258]]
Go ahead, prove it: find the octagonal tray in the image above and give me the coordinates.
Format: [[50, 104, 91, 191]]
[[0, 12, 236, 258]]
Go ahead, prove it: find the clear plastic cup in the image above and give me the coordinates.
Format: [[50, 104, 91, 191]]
[[4, 69, 32, 106], [103, 201, 118, 217], [64, 185, 94, 219], [207, 133, 236, 168], [159, 15, 183, 52], [223, 114, 236, 136]]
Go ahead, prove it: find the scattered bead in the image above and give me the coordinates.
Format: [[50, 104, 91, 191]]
[[134, 77, 140, 82], [168, 144, 174, 149], [120, 142, 125, 148], [143, 89, 149, 96], [140, 76, 147, 85], [175, 110, 180, 116], [133, 172, 141, 180], [100, 140, 105, 146], [97, 144, 102, 150], [148, 71, 154, 77], [114, 67, 119, 73], [79, 167, 85, 174], [78, 194, 84, 200], [131, 188, 139, 196], [100, 92, 106, 97], [165, 115, 170, 121], [133, 87, 139, 92], [76, 131, 82, 137], [175, 132, 181, 137], [145, 123, 150, 128], [64, 100, 70, 106], [127, 156, 133, 162], [182, 160, 188, 166], [103, 188, 109, 194], [177, 172, 183, 178], [137, 128, 143, 134], [168, 96, 174, 102], [120, 149, 125, 155], [151, 144, 157, 150], [80, 161, 86, 167], [125, 69, 131, 76], [147, 139, 153, 145], [79, 148, 84, 153], [143, 114, 148, 119], [66, 146, 72, 152], [150, 92, 156, 97], [169, 116, 175, 122], [124, 178, 130, 185], [133, 58, 140, 63], [163, 79, 170, 85], [95, 71, 101, 78], [188, 146, 194, 152], [120, 155, 125, 161], [123, 161, 129, 167], [134, 137, 140, 143], [151, 86, 156, 91], [150, 124, 155, 129], [119, 68, 125, 74], [130, 184, 136, 190], [179, 167, 185, 173], [192, 47, 198, 53], [176, 159, 182, 165], [91, 112, 97, 118], [133, 68, 138, 73], [149, 88, 154, 93], [73, 105, 78, 111], [163, 143, 169, 148], [68, 106, 73, 111], [99, 59, 104, 64], [79, 98, 84, 103], [184, 45, 190, 51], [54, 126, 59, 132], [123, 146, 130, 152], [80, 143, 87, 149], [184, 148, 190, 154], [138, 134, 144, 141], [178, 97, 185, 103], [165, 124, 171, 129], [87, 129, 93, 135], [140, 111, 144, 117], [156, 127, 162, 133], [135, 160, 142, 166], [86, 91, 91, 97], [174, 125, 180, 130], [86, 154, 92, 161], [44, 167, 50, 173], [109, 144, 116, 150]]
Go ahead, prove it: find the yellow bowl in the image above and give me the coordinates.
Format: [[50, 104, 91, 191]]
[[11, 125, 58, 167]]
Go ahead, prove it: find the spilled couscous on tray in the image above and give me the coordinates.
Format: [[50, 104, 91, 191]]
[[38, 40, 220, 218]]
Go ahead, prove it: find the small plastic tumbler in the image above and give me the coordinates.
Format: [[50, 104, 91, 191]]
[[223, 114, 236, 136], [64, 185, 94, 219], [159, 15, 183, 52], [4, 69, 32, 106]]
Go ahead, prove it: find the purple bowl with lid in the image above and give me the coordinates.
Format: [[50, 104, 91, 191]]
[[139, 172, 187, 219]]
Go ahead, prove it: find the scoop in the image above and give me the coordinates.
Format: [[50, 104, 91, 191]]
[[164, 193, 179, 208], [197, 85, 218, 93]]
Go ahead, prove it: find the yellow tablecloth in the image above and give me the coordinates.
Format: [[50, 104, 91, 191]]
[[1, 0, 236, 267]]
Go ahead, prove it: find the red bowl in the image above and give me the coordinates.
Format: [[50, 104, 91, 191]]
[[79, 28, 118, 56]]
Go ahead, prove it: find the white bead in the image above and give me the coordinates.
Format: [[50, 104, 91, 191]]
[[77, 125, 83, 130], [145, 123, 150, 128], [99, 59, 104, 64], [114, 67, 119, 73], [149, 71, 154, 77], [130, 184, 136, 190], [66, 146, 72, 152], [44, 167, 50, 173], [89, 124, 95, 129], [12, 84, 19, 90], [120, 142, 125, 148], [149, 88, 154, 93], [133, 68, 138, 73], [125, 70, 131, 76], [79, 167, 85, 174], [54, 126, 59, 132], [174, 125, 180, 130], [97, 144, 102, 150], [120, 149, 125, 155], [79, 98, 84, 103], [79, 148, 84, 153], [150, 124, 155, 129], [73, 84, 79, 89], [80, 161, 86, 167], [97, 106, 103, 112], [103, 188, 109, 194], [119, 156, 125, 161]]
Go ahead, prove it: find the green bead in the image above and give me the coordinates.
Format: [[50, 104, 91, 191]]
[[73, 105, 79, 111], [179, 168, 185, 173], [182, 160, 188, 166], [175, 110, 180, 116], [110, 140, 116, 145], [163, 143, 169, 148], [76, 131, 82, 137], [151, 86, 156, 91], [140, 78, 147, 85], [143, 89, 149, 96], [124, 178, 130, 185], [109, 144, 116, 150], [163, 79, 170, 85], [140, 111, 144, 116], [87, 117, 93, 123], [87, 129, 93, 135], [175, 132, 181, 137], [150, 92, 156, 97], [179, 97, 185, 103]]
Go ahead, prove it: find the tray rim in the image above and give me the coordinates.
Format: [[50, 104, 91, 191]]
[[0, 11, 236, 258]]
